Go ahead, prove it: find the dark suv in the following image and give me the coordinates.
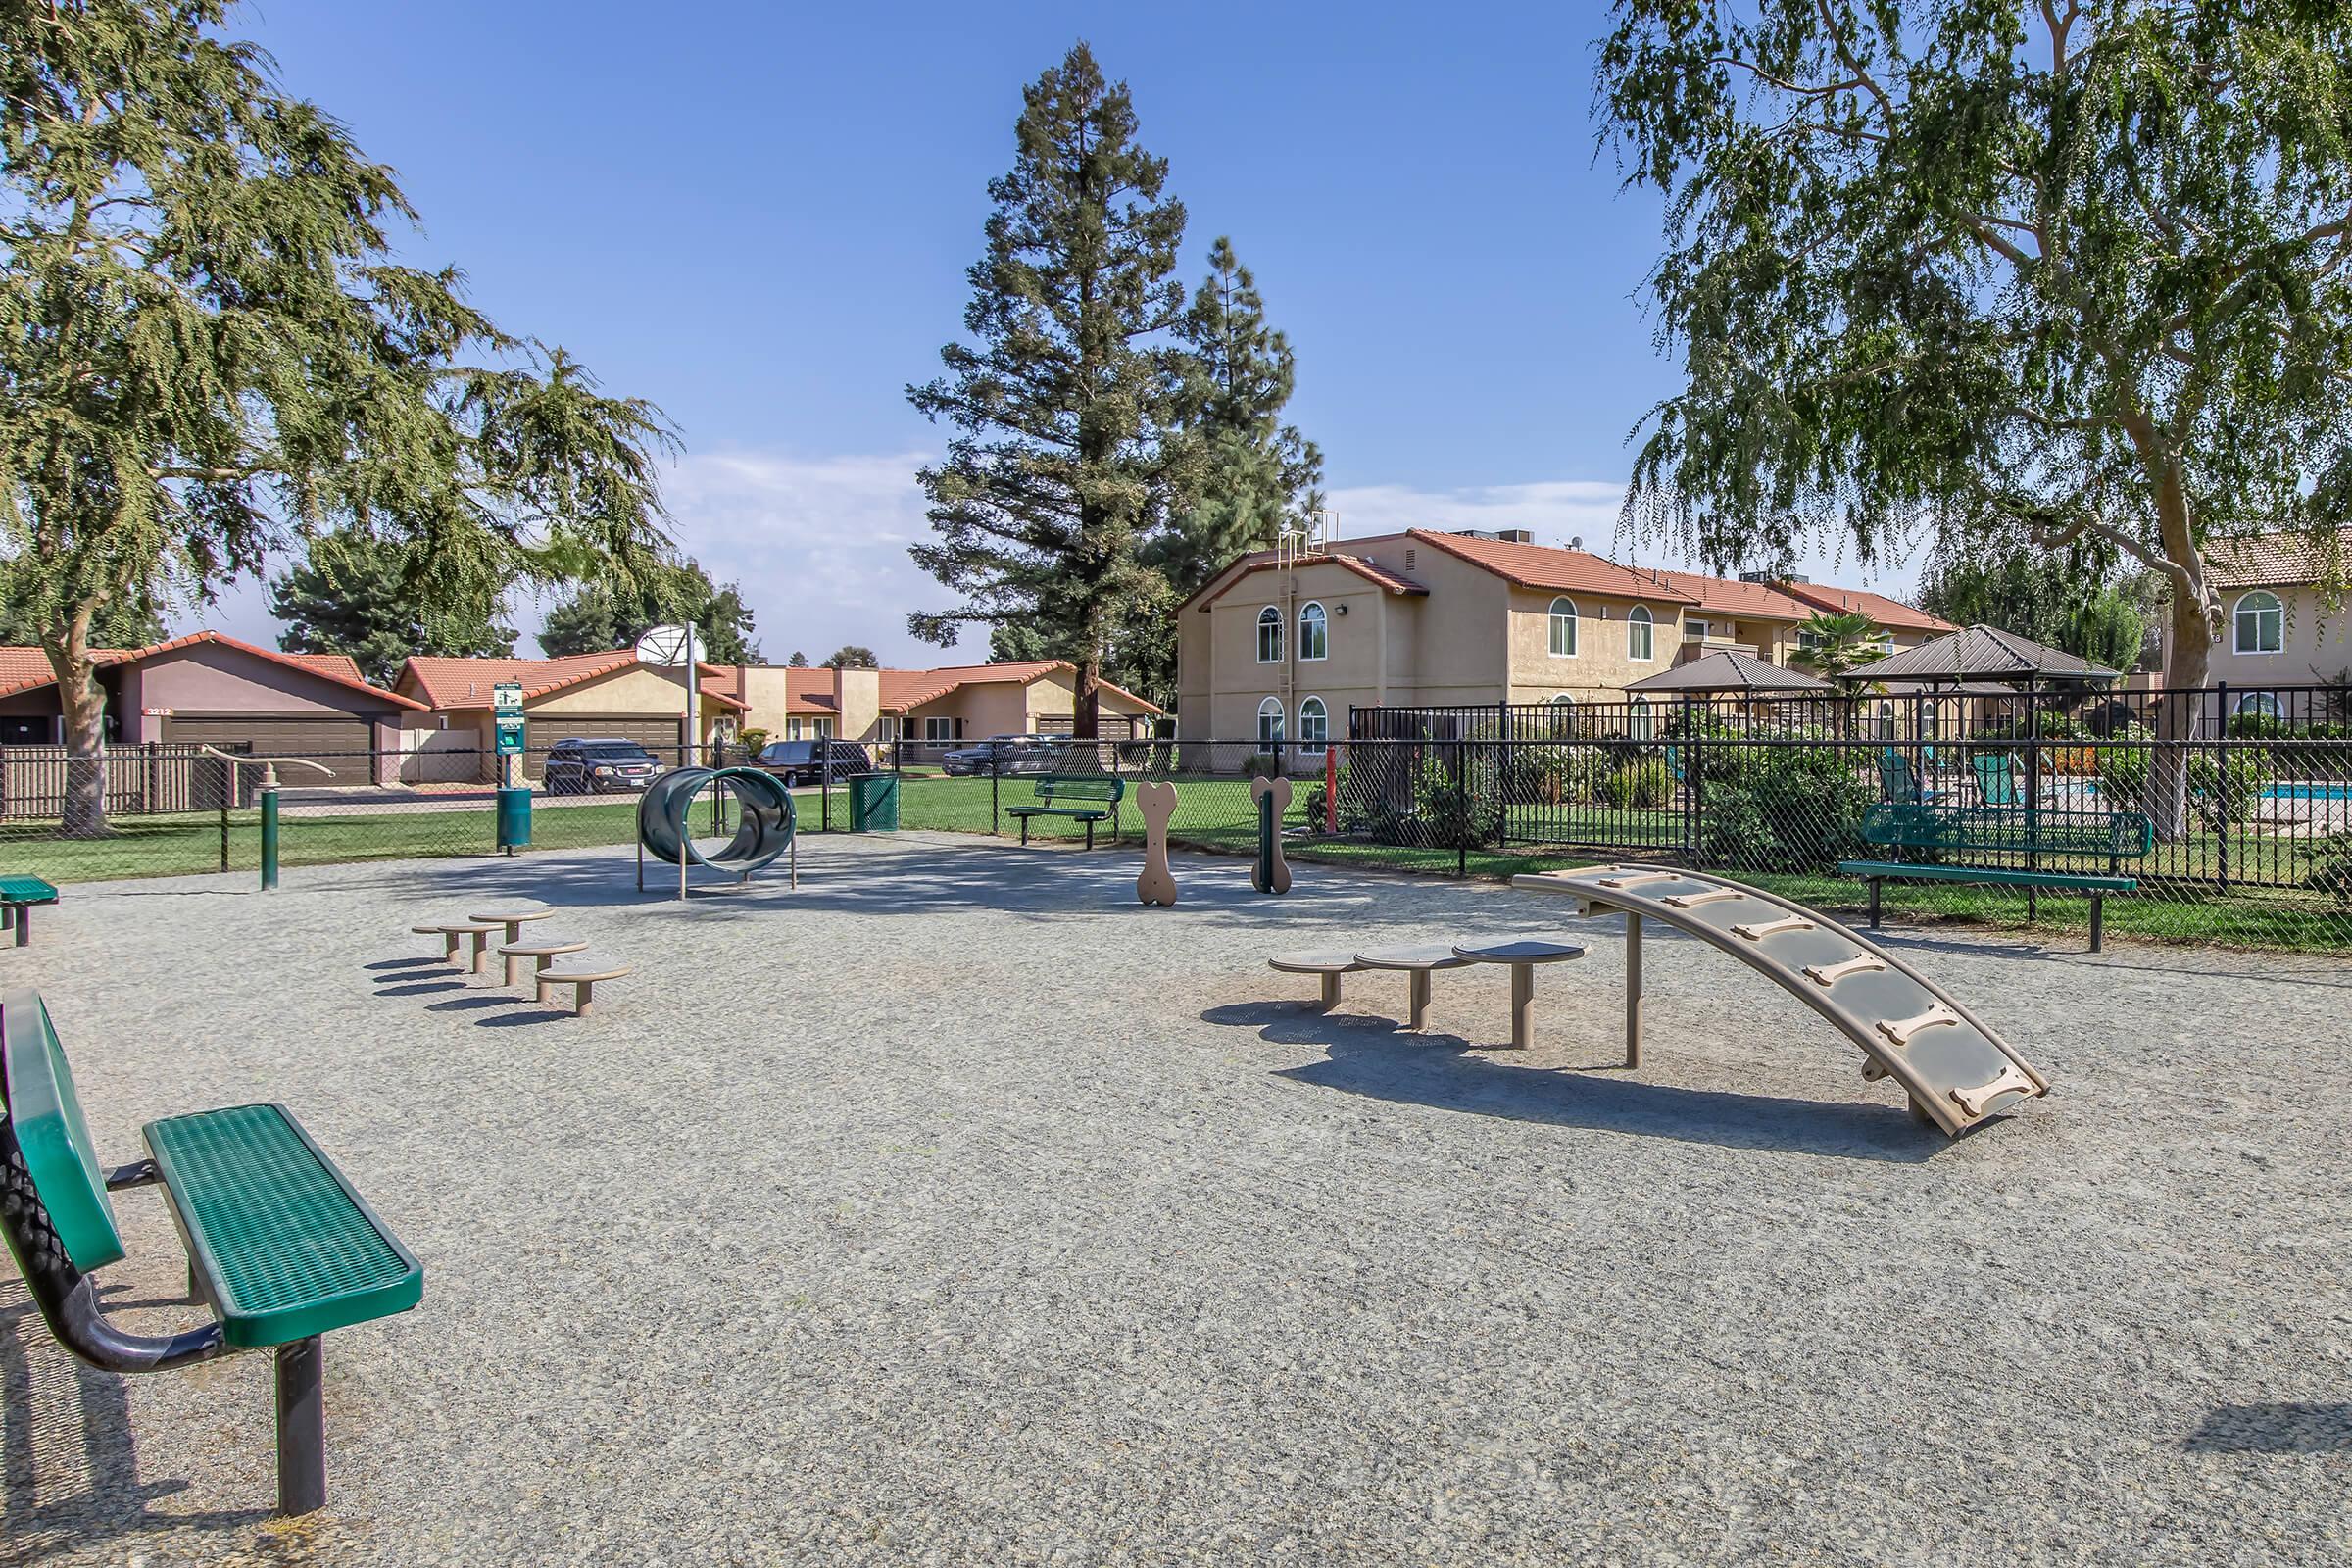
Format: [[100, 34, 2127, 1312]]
[[542, 738, 664, 794], [941, 734, 1057, 777], [755, 738, 873, 786]]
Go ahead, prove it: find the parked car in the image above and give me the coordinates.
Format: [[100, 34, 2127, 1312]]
[[940, 734, 1056, 777], [755, 738, 873, 786], [543, 738, 665, 794]]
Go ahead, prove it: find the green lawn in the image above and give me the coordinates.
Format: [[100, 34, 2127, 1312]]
[[3, 773, 2342, 951]]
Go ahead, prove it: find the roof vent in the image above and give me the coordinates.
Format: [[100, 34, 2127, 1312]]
[[1404, 548, 1416, 570], [1496, 528, 1533, 544]]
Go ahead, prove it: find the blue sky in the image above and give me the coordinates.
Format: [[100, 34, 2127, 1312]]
[[195, 0, 1923, 663]]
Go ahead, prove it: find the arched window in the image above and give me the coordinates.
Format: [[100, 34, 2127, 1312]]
[[1298, 696, 1328, 754], [1627, 604, 1654, 662], [1298, 602, 1328, 661], [1256, 696, 1285, 752], [2235, 690, 2282, 719], [2234, 591, 2283, 654], [1548, 692, 1577, 739], [1629, 698, 1654, 742], [1548, 597, 1578, 658], [1256, 606, 1283, 663]]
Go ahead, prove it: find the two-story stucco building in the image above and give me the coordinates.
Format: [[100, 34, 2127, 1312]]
[[1175, 528, 1954, 750], [2194, 530, 2352, 722]]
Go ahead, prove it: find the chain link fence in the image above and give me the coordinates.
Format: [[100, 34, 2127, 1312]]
[[2, 694, 2347, 952]]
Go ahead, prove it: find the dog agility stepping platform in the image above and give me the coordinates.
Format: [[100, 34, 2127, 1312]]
[[1511, 865, 2047, 1136]]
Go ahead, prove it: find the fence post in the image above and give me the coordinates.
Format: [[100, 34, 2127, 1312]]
[[990, 760, 1000, 837]]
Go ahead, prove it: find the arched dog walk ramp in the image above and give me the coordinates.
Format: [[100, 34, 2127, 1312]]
[[1512, 865, 2046, 1137]]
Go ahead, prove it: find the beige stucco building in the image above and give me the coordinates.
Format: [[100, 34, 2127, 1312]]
[[396, 651, 744, 782], [1176, 528, 1954, 751], [716, 660, 1163, 751], [2196, 531, 2352, 722]]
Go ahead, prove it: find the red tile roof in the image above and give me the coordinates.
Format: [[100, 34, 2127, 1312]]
[[1180, 550, 1429, 612], [2207, 529, 2352, 590], [0, 631, 422, 709], [398, 650, 745, 710], [1774, 582, 1954, 633], [1623, 568, 1814, 621], [1401, 530, 1703, 604]]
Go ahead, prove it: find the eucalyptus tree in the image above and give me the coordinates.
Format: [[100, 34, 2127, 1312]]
[[0, 2, 675, 832], [270, 529, 515, 687], [907, 42, 1198, 736], [1597, 0, 2352, 826]]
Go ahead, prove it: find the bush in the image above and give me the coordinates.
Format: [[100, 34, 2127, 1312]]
[[1513, 744, 1612, 805], [1241, 754, 1283, 780], [2299, 831, 2352, 905], [1408, 754, 1503, 849], [1699, 747, 1876, 872], [1601, 758, 1673, 809], [2095, 743, 2271, 828]]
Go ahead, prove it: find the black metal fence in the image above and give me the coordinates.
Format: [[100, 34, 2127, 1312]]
[[3, 705, 2348, 950]]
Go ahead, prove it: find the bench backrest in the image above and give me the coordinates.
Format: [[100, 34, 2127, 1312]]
[[1861, 803, 2155, 858], [1, 988, 125, 1272], [1032, 775, 1124, 806]]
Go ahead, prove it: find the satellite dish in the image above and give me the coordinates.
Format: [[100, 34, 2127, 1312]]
[[634, 623, 705, 668]]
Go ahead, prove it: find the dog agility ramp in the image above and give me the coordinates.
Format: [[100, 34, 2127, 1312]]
[[1512, 865, 2047, 1136]]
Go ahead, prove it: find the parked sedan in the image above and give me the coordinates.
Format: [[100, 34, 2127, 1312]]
[[755, 738, 873, 786], [542, 738, 665, 794], [940, 734, 1054, 777]]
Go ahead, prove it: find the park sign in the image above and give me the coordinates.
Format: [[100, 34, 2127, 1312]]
[[493, 680, 524, 756]]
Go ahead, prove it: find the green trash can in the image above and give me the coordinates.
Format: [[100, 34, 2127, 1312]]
[[848, 772, 899, 832], [496, 786, 533, 853]]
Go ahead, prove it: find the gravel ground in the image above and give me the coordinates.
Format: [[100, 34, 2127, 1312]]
[[3, 832, 2348, 1566]]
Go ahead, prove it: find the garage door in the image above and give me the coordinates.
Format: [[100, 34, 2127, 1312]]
[[523, 715, 684, 776], [162, 715, 378, 786]]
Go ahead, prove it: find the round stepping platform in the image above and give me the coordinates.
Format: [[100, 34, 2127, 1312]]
[[468, 905, 556, 944], [412, 919, 501, 972], [1352, 944, 1475, 971], [1267, 951, 1366, 974], [1450, 938, 1587, 964], [533, 954, 633, 1017], [496, 933, 590, 987]]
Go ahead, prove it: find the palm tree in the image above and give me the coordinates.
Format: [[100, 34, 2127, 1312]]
[[1788, 611, 1887, 679]]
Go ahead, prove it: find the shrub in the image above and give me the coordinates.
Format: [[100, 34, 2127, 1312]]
[[1601, 758, 1673, 809], [1514, 744, 1611, 805], [1699, 747, 1876, 872], [2094, 743, 2271, 828], [1409, 754, 1503, 849], [2299, 832, 2352, 905], [1241, 754, 1283, 780]]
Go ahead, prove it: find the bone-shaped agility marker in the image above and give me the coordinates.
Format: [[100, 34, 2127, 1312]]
[[1250, 774, 1293, 895], [1135, 781, 1178, 906]]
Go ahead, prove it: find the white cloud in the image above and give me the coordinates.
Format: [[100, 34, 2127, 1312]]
[[171, 460, 1932, 665]]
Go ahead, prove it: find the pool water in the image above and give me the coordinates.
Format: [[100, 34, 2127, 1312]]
[[2265, 783, 2352, 803]]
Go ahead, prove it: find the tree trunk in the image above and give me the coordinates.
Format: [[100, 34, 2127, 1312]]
[[1073, 658, 1102, 740], [2146, 461, 2209, 843], [48, 622, 114, 839]]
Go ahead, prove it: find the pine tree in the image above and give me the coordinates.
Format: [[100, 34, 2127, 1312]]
[[538, 559, 759, 663], [786, 651, 809, 668], [823, 646, 878, 669], [270, 529, 514, 687], [0, 2, 674, 833], [906, 42, 1196, 737], [1157, 237, 1323, 594]]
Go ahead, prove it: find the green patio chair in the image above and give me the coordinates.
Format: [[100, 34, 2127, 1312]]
[[1973, 751, 2023, 808]]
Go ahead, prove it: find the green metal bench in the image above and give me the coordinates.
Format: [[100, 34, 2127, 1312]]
[[1005, 774, 1126, 849], [1842, 802, 2156, 951], [0, 874, 58, 947], [0, 988, 421, 1516]]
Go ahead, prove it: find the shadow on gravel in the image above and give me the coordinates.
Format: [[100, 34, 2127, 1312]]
[[366, 956, 443, 972], [1209, 1001, 1939, 1163], [425, 995, 519, 1013], [374, 980, 465, 998], [0, 1284, 272, 1553], [473, 1008, 574, 1028], [2184, 1403, 2352, 1452]]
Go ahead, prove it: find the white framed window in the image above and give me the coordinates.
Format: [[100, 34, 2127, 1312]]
[[1548, 597, 1578, 658], [876, 714, 902, 743], [2235, 690, 2282, 718], [1256, 696, 1285, 752], [923, 716, 954, 742], [1627, 604, 1654, 662], [1686, 618, 1710, 641], [1547, 692, 1577, 738], [1629, 699, 1654, 742], [2234, 590, 2283, 654], [813, 718, 834, 739], [1298, 602, 1328, 661], [1298, 696, 1328, 754], [1256, 606, 1283, 663], [785, 717, 803, 740]]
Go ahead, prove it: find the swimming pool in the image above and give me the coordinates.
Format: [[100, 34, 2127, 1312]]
[[2264, 782, 2352, 803]]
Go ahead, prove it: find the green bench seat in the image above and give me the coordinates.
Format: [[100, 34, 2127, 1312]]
[[1005, 774, 1126, 849], [0, 874, 58, 947], [0, 988, 421, 1516], [1849, 802, 2154, 952]]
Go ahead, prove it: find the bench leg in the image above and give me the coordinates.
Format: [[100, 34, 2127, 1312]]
[[1625, 913, 1642, 1069], [275, 1336, 326, 1517], [1, 905, 12, 933], [440, 931, 462, 963], [1510, 962, 1535, 1051], [1318, 973, 1342, 1011], [1406, 970, 1432, 1031], [2089, 894, 2104, 954], [575, 981, 596, 1018], [1085, 820, 1095, 851], [1867, 879, 1882, 930], [1019, 817, 1029, 847], [469, 931, 491, 974], [504, 954, 526, 987], [13, 906, 25, 948]]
